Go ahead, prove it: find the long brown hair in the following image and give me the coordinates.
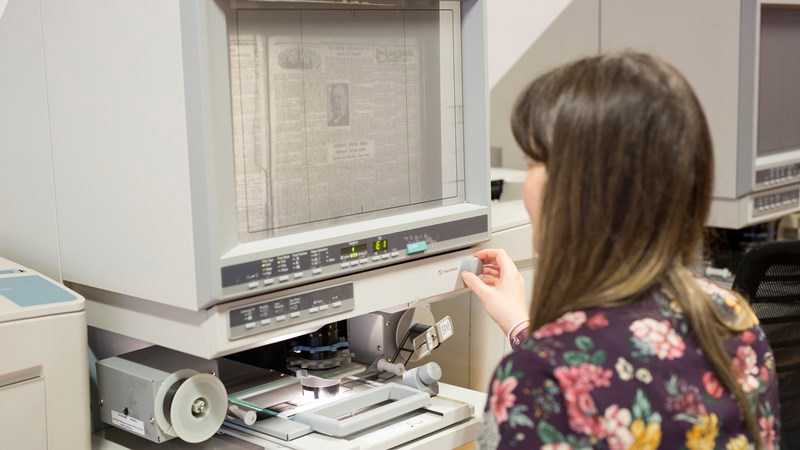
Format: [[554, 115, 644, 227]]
[[512, 52, 763, 447]]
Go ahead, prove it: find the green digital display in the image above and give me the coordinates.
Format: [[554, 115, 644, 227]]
[[373, 239, 388, 252], [341, 244, 367, 256]]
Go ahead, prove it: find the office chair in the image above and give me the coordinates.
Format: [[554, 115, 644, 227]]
[[732, 240, 800, 445]]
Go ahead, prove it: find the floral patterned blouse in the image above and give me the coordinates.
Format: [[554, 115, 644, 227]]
[[477, 278, 780, 450]]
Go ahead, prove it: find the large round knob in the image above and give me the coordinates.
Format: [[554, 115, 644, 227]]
[[418, 362, 442, 386]]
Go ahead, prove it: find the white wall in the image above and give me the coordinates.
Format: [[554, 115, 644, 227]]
[[487, 0, 571, 89], [490, 1, 600, 171]]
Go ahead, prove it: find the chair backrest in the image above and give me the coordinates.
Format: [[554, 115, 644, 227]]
[[732, 239, 800, 439]]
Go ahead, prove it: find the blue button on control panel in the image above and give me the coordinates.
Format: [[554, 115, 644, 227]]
[[406, 241, 428, 254]]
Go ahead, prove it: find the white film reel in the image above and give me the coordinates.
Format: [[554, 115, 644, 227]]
[[154, 369, 227, 443]]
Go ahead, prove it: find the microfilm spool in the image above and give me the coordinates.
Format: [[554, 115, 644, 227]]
[[154, 369, 198, 439], [168, 373, 227, 443]]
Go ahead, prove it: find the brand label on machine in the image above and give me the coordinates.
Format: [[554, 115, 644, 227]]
[[111, 410, 145, 436]]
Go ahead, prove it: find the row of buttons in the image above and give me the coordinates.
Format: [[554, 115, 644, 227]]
[[246, 268, 326, 289], [243, 301, 344, 329], [242, 243, 429, 290], [762, 175, 799, 186], [246, 252, 407, 290], [757, 163, 800, 188], [755, 198, 798, 212], [339, 252, 400, 269]]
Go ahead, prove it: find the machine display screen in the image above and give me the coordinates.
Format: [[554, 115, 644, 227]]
[[341, 244, 367, 256], [230, 6, 465, 243], [758, 8, 800, 156], [373, 239, 388, 252]]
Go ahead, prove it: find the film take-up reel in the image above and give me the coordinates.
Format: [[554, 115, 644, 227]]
[[96, 347, 228, 444], [153, 369, 227, 443]]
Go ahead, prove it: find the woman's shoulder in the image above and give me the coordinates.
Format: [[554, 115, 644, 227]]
[[520, 290, 696, 371]]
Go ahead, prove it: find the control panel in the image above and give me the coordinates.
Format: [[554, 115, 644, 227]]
[[228, 283, 354, 340], [752, 187, 800, 218], [755, 162, 800, 190], [220, 215, 487, 297]]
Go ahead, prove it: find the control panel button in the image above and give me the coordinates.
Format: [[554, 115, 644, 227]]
[[261, 319, 271, 325], [332, 301, 343, 308], [350, 261, 359, 267], [275, 315, 286, 322], [312, 268, 322, 275], [293, 272, 303, 279], [359, 258, 369, 265], [248, 281, 259, 289], [309, 307, 320, 313], [264, 278, 275, 286], [406, 241, 428, 254], [279, 275, 290, 282], [340, 263, 349, 269], [372, 256, 381, 261], [391, 251, 400, 258], [245, 322, 256, 329], [290, 312, 301, 318], [382, 254, 390, 259], [319, 305, 329, 311]]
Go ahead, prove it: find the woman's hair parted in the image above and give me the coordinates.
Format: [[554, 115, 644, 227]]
[[512, 51, 763, 447]]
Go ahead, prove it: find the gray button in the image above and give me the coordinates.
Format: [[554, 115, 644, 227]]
[[293, 272, 303, 279], [332, 301, 342, 308], [340, 263, 349, 269], [279, 275, 290, 282], [350, 261, 359, 267], [319, 305, 329, 311], [309, 307, 320, 313], [290, 312, 301, 318], [359, 258, 369, 265], [261, 319, 271, 325], [245, 322, 256, 329], [391, 252, 399, 258], [264, 278, 275, 286], [248, 281, 259, 289], [312, 268, 322, 275], [275, 315, 286, 322], [372, 256, 381, 261]]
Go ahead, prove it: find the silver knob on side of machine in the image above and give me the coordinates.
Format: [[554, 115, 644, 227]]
[[459, 256, 484, 276], [455, 256, 484, 289]]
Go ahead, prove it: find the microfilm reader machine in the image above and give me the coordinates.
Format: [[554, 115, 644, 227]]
[[10, 0, 494, 448]]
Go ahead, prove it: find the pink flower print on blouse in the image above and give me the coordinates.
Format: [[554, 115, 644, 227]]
[[586, 312, 609, 330], [760, 365, 770, 383], [629, 318, 686, 360], [701, 370, 724, 399], [533, 311, 587, 339], [732, 345, 760, 394], [603, 405, 634, 450], [541, 444, 573, 450], [490, 376, 518, 423], [554, 363, 613, 436], [740, 330, 756, 345], [760, 415, 777, 450]]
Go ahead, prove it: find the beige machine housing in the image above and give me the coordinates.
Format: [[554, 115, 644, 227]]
[[0, 257, 91, 450]]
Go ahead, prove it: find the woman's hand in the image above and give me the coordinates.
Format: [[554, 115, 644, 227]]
[[461, 248, 529, 335]]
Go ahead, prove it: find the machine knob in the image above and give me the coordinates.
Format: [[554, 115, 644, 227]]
[[418, 362, 442, 386], [459, 256, 483, 275]]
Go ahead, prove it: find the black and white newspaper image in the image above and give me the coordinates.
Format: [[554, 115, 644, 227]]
[[231, 34, 426, 241]]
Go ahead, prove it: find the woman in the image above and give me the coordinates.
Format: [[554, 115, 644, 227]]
[[462, 52, 780, 449]]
